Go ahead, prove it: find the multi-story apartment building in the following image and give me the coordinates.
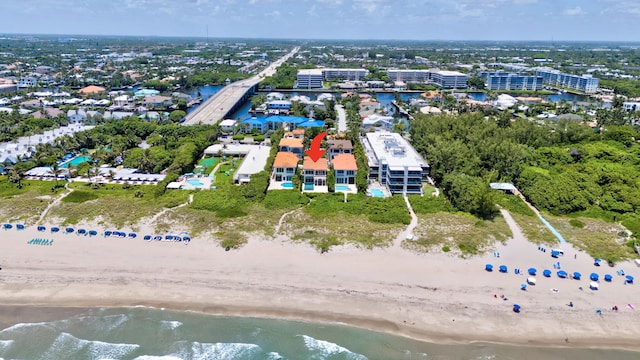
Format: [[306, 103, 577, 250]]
[[361, 132, 429, 195], [296, 69, 323, 89], [322, 68, 368, 81], [479, 71, 543, 91], [386, 69, 468, 89], [534, 68, 599, 93]]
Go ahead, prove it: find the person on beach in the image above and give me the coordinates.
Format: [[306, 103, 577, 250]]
[[568, 301, 574, 307]]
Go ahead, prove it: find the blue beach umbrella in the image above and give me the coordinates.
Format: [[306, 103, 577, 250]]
[[485, 264, 494, 272], [128, 233, 137, 238], [143, 235, 152, 241], [557, 270, 568, 278], [499, 265, 508, 273], [77, 228, 87, 235], [153, 235, 162, 241], [528, 268, 537, 276], [3, 223, 12, 229], [626, 275, 634, 284], [513, 304, 521, 313], [543, 269, 552, 277], [51, 226, 60, 233], [590, 273, 599, 281], [604, 274, 613, 282], [16, 224, 25, 230], [65, 227, 74, 233], [183, 236, 191, 243], [573, 272, 582, 280], [89, 230, 98, 236], [37, 225, 46, 232]]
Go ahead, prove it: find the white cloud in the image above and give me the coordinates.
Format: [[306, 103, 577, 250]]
[[564, 6, 585, 16]]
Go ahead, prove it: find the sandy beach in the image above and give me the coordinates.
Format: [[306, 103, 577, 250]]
[[1, 211, 640, 351]]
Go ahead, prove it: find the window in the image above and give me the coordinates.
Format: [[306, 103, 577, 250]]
[[346, 170, 355, 176], [276, 168, 283, 173]]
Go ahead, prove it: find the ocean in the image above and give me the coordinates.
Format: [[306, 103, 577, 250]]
[[0, 307, 638, 360]]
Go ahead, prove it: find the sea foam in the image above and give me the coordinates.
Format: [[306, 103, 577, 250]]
[[42, 332, 139, 360], [160, 320, 183, 330], [300, 334, 368, 359]]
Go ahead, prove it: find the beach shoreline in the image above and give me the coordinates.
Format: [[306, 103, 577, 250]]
[[1, 220, 640, 352]]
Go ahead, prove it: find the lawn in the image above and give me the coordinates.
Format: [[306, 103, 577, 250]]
[[404, 212, 512, 256]]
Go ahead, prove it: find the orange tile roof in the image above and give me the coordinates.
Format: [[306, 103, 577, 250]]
[[78, 85, 106, 94], [303, 157, 328, 171], [332, 154, 358, 171], [273, 152, 300, 168], [279, 138, 304, 148], [292, 129, 305, 135]]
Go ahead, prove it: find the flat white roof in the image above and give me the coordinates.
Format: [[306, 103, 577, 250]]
[[435, 70, 467, 76], [219, 119, 237, 126], [364, 132, 428, 171], [297, 69, 323, 76]]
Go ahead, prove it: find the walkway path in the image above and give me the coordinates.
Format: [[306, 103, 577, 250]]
[[275, 208, 299, 235], [335, 104, 347, 133], [514, 189, 567, 244], [394, 194, 418, 248], [149, 193, 194, 224], [37, 183, 73, 224]]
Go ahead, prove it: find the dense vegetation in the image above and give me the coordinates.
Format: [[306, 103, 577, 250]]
[[410, 112, 640, 242]]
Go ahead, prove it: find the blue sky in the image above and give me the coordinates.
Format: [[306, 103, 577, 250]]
[[1, 0, 639, 41]]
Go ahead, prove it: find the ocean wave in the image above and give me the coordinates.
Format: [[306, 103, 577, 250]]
[[160, 320, 183, 330], [42, 332, 139, 360], [136, 341, 264, 360], [0, 321, 52, 334], [300, 335, 368, 360], [68, 313, 131, 334], [0, 340, 14, 352]]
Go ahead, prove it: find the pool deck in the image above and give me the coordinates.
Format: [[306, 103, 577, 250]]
[[268, 180, 296, 191], [335, 184, 358, 194], [302, 185, 329, 194]]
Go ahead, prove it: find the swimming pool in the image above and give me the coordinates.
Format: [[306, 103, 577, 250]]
[[370, 189, 385, 197], [281, 182, 294, 189], [335, 185, 349, 191], [59, 155, 91, 168], [187, 179, 204, 187], [304, 183, 314, 191]]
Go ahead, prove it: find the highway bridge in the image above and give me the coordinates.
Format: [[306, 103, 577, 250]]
[[182, 47, 299, 126]]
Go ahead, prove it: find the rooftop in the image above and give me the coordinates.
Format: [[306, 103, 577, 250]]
[[279, 138, 304, 148], [363, 132, 428, 171], [273, 151, 300, 168], [332, 153, 357, 171], [303, 156, 328, 171]]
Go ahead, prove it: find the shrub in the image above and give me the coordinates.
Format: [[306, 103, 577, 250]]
[[62, 191, 99, 203], [569, 219, 585, 228]]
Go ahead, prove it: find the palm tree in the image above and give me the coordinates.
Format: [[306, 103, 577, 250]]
[[49, 163, 64, 188], [8, 168, 23, 189]]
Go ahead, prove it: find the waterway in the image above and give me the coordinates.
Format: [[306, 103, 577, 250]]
[[185, 86, 595, 122]]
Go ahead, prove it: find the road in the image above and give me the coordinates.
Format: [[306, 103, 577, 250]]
[[335, 104, 347, 133], [182, 47, 299, 126]]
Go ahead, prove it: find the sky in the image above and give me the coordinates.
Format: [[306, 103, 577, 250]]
[[1, 0, 640, 41]]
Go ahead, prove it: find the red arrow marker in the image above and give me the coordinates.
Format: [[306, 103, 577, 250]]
[[304, 132, 327, 163]]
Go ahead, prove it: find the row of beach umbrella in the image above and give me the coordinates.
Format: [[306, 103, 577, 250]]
[[486, 264, 634, 284]]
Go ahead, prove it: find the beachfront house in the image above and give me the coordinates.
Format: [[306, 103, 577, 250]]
[[219, 119, 237, 133], [333, 153, 358, 186], [302, 156, 328, 193], [284, 129, 305, 139], [278, 138, 304, 158], [327, 139, 353, 163], [271, 152, 299, 182]]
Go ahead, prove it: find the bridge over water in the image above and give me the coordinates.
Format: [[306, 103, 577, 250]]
[[182, 47, 299, 126]]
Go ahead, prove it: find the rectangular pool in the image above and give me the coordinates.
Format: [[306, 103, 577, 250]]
[[187, 179, 204, 186], [281, 182, 294, 189], [370, 189, 385, 197], [304, 183, 314, 191], [335, 185, 349, 191], [59, 155, 91, 168]]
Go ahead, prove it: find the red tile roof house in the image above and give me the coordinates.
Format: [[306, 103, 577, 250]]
[[269, 151, 300, 190], [332, 153, 358, 194], [278, 137, 304, 158], [302, 156, 328, 193]]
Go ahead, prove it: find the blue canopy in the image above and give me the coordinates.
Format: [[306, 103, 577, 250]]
[[557, 270, 568, 278], [16, 224, 25, 229], [485, 264, 494, 271], [174, 236, 182, 241], [528, 268, 537, 276], [128, 233, 137, 238], [604, 274, 613, 282], [513, 304, 521, 312], [143, 235, 152, 241], [183, 236, 191, 242], [573, 272, 582, 280], [543, 269, 552, 277], [153, 235, 163, 241], [65, 227, 74, 233], [37, 226, 46, 231], [104, 230, 112, 237], [590, 273, 599, 281], [3, 223, 12, 229], [166, 235, 174, 240], [626, 275, 634, 284], [89, 230, 98, 236], [594, 258, 602, 263], [77, 228, 87, 234], [51, 227, 60, 232], [551, 250, 560, 257], [499, 265, 508, 273]]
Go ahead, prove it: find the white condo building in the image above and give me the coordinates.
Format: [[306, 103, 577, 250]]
[[386, 69, 468, 89], [296, 69, 323, 89], [322, 68, 368, 81], [361, 132, 430, 195], [534, 68, 599, 93]]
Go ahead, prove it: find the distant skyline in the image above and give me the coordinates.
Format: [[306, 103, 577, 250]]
[[1, 0, 640, 42]]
